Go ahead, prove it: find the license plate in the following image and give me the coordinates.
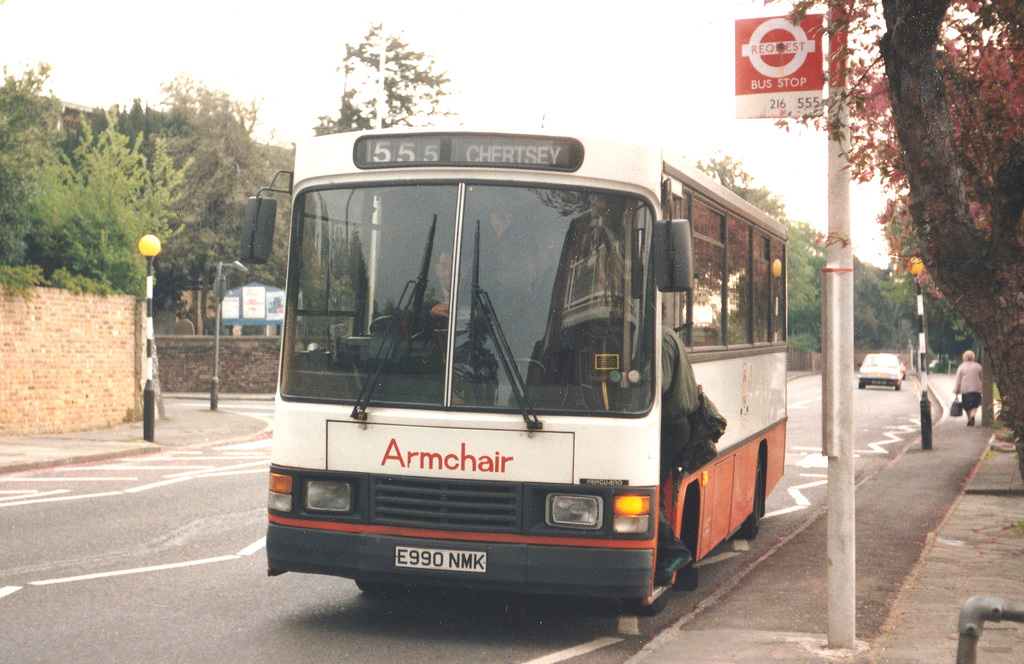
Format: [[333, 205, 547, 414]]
[[394, 546, 486, 573]]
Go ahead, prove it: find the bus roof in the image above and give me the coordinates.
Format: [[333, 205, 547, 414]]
[[662, 157, 787, 240]]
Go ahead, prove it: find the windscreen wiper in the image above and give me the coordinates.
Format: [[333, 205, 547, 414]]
[[352, 216, 437, 422], [470, 221, 542, 431]]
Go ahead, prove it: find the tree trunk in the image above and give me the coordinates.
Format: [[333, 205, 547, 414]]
[[880, 0, 1024, 480]]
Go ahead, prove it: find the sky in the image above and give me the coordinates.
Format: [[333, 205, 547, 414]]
[[0, 0, 890, 266]]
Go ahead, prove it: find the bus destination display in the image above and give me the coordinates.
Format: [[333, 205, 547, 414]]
[[354, 134, 584, 172]]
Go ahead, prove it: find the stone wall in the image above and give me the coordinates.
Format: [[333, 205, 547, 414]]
[[155, 336, 280, 394], [0, 287, 141, 436]]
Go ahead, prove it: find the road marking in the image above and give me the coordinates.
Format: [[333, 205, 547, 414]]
[[764, 505, 805, 519], [0, 489, 68, 502], [237, 537, 266, 557], [617, 614, 640, 635], [0, 586, 22, 599], [164, 460, 268, 479], [197, 469, 268, 478], [521, 637, 623, 664], [0, 491, 123, 508], [219, 439, 274, 451], [0, 477, 140, 482], [53, 465, 214, 471], [797, 454, 828, 468], [788, 479, 827, 506], [864, 423, 917, 454], [30, 555, 241, 586], [123, 476, 194, 493], [195, 454, 269, 460], [1, 461, 265, 506]]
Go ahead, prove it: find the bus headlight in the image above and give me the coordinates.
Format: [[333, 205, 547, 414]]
[[268, 472, 293, 512], [612, 494, 651, 534], [306, 480, 353, 513], [546, 494, 602, 529]]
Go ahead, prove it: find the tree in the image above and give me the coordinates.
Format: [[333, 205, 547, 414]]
[[813, 0, 1024, 469], [0, 65, 61, 265], [314, 23, 452, 134], [154, 77, 293, 331], [22, 113, 185, 295]]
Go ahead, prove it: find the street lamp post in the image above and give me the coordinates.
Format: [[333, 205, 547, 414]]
[[909, 258, 932, 450], [138, 235, 162, 442], [211, 260, 248, 410]]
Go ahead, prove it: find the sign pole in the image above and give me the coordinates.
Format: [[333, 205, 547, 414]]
[[211, 262, 224, 411], [824, 0, 856, 648], [210, 261, 247, 410]]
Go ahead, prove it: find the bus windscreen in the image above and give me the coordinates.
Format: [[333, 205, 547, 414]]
[[281, 183, 655, 416]]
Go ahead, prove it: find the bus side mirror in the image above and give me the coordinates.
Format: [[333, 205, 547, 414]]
[[241, 196, 277, 264], [653, 219, 693, 292]]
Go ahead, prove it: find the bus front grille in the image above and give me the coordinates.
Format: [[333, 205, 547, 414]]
[[370, 476, 521, 532]]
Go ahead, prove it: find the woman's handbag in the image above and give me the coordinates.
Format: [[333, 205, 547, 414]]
[[950, 397, 963, 417]]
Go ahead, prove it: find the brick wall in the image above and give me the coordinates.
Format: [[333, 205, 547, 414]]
[[0, 287, 141, 436], [156, 336, 280, 394]]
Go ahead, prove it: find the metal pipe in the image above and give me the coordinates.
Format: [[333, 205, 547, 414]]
[[956, 596, 1024, 664]]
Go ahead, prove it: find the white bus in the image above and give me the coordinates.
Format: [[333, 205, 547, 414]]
[[243, 129, 787, 612]]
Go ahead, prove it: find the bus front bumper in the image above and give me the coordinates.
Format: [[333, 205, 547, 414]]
[[266, 522, 655, 599]]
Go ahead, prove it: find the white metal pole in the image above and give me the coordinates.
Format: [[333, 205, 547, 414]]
[[824, 1, 856, 648]]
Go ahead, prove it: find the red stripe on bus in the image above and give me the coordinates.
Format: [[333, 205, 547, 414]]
[[268, 514, 655, 549]]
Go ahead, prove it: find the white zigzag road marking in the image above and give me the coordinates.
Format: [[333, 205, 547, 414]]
[[788, 479, 827, 506], [864, 423, 918, 454]]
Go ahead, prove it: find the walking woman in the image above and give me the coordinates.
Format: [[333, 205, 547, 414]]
[[953, 350, 983, 426]]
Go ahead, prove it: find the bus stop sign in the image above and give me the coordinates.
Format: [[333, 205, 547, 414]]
[[735, 14, 825, 119]]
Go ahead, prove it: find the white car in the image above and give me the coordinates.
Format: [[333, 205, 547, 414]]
[[858, 353, 903, 390]]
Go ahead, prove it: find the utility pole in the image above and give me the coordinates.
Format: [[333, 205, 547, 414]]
[[375, 27, 386, 130], [823, 0, 856, 649]]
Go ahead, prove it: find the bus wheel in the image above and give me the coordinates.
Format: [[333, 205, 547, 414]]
[[735, 456, 765, 540], [672, 564, 699, 591]]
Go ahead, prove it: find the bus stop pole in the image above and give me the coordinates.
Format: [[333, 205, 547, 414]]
[[824, 1, 857, 649]]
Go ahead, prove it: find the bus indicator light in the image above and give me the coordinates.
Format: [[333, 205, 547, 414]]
[[613, 495, 651, 533], [613, 495, 649, 516], [269, 473, 294, 513], [269, 473, 293, 494]]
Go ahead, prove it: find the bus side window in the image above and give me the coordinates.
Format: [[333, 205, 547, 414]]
[[690, 200, 724, 347]]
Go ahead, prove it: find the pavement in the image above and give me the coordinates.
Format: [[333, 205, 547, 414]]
[[632, 379, 1024, 664], [2, 384, 1022, 663], [0, 394, 272, 473]]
